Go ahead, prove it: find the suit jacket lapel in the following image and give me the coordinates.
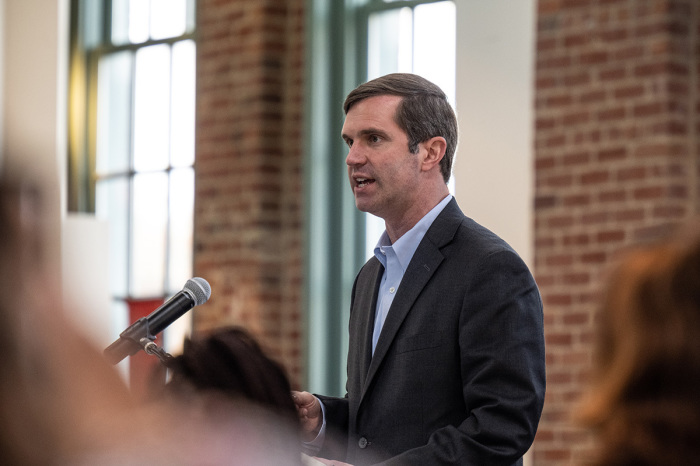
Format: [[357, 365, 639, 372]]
[[360, 198, 464, 400], [358, 261, 384, 384]]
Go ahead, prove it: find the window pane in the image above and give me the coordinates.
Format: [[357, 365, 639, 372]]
[[151, 0, 188, 40], [365, 213, 385, 260], [96, 177, 129, 297], [186, 0, 196, 33], [109, 299, 129, 343], [414, 1, 456, 105], [131, 172, 168, 297], [133, 44, 171, 172], [367, 7, 412, 79], [82, 0, 103, 49], [170, 40, 196, 167], [97, 51, 133, 175], [109, 299, 130, 378], [168, 168, 194, 292], [129, 0, 150, 44], [111, 0, 130, 46]]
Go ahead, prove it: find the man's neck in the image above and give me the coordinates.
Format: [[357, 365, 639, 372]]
[[385, 190, 450, 243]]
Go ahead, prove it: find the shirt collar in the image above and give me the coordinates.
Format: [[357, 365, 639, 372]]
[[373, 194, 453, 272]]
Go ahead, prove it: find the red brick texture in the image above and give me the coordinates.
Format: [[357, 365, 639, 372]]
[[194, 0, 305, 387], [534, 0, 700, 463]]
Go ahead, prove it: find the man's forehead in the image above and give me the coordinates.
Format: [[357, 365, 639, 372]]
[[342, 95, 402, 132]]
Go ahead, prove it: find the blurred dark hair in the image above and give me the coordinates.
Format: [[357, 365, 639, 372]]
[[165, 326, 298, 426], [344, 73, 458, 184]]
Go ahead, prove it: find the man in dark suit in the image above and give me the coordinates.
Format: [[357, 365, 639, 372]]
[[294, 73, 545, 465]]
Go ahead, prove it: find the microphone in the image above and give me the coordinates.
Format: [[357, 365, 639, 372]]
[[104, 277, 211, 365]]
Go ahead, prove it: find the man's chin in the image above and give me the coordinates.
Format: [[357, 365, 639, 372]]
[[354, 200, 373, 214], [353, 194, 382, 216]]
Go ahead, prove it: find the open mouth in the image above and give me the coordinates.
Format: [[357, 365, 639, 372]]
[[355, 177, 375, 188]]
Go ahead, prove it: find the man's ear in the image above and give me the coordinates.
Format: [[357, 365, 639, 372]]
[[421, 137, 447, 172]]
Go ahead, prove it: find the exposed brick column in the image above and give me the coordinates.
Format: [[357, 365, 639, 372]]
[[534, 0, 699, 463], [194, 0, 305, 387]]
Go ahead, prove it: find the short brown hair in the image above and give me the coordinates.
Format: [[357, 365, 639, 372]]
[[344, 73, 458, 184]]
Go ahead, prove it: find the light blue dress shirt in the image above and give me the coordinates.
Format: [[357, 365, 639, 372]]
[[371, 194, 453, 353]]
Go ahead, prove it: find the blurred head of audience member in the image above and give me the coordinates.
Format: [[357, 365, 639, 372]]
[[145, 326, 302, 465], [0, 175, 136, 464], [0, 173, 302, 465], [163, 326, 298, 427], [577, 220, 700, 465]]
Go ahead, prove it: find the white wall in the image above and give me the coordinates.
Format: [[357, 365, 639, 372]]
[[454, 4, 536, 463], [454, 0, 536, 267]]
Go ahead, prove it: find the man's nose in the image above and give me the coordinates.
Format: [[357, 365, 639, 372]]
[[346, 145, 365, 166]]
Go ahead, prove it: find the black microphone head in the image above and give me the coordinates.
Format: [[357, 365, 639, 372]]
[[185, 277, 211, 306]]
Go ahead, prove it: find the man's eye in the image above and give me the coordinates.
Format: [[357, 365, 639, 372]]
[[345, 139, 353, 148], [369, 135, 381, 143]]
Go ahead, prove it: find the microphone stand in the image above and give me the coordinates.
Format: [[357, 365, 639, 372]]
[[143, 340, 174, 367], [106, 316, 175, 368]]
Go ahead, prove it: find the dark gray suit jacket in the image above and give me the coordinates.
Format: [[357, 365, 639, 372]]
[[317, 199, 545, 465]]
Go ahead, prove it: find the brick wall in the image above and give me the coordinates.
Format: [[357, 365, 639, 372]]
[[194, 0, 305, 387], [534, 0, 699, 463]]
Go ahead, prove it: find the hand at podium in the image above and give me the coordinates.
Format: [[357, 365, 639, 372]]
[[292, 391, 324, 442]]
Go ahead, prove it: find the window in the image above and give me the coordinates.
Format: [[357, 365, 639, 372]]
[[69, 0, 197, 358]]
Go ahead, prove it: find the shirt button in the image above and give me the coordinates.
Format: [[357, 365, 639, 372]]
[[389, 287, 395, 293], [358, 437, 368, 449]]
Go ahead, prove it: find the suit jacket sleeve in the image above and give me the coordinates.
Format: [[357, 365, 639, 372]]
[[315, 395, 350, 460]]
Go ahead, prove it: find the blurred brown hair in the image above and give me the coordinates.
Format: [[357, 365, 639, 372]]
[[577, 219, 700, 465]]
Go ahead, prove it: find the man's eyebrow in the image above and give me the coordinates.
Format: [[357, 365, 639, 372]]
[[341, 127, 391, 140]]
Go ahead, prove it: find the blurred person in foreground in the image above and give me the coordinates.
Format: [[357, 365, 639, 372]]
[[0, 176, 135, 464], [0, 173, 301, 465], [292, 73, 545, 465], [576, 220, 700, 465], [158, 326, 303, 464]]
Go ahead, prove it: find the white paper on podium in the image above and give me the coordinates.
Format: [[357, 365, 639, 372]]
[[301, 453, 327, 465]]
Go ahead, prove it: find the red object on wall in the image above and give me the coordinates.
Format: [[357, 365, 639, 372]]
[[125, 298, 167, 399]]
